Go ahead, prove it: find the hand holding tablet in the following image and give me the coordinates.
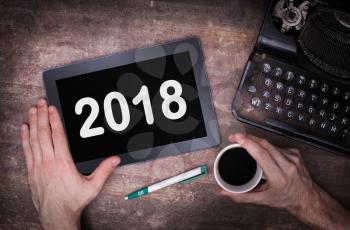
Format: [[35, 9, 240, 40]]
[[43, 37, 220, 173], [20, 100, 122, 230]]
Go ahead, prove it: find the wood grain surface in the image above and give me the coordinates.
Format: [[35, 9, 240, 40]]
[[0, 0, 349, 229]]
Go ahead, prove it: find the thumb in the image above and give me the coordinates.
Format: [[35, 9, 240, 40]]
[[89, 156, 121, 192], [218, 189, 264, 204]]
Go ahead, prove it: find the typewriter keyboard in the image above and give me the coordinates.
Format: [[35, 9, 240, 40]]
[[232, 53, 350, 154]]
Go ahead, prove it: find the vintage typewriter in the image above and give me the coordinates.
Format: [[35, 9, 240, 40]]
[[232, 0, 350, 154]]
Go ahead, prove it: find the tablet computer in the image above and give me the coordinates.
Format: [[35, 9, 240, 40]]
[[43, 37, 220, 174]]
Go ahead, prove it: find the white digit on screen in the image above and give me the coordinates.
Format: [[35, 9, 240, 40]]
[[132, 85, 154, 125], [75, 97, 105, 138], [160, 80, 187, 120], [104, 91, 130, 131]]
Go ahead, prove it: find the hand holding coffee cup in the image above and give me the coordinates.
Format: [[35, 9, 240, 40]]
[[215, 134, 350, 229], [217, 133, 316, 210]]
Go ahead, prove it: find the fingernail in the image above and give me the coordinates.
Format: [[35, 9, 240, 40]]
[[21, 124, 27, 131], [37, 99, 46, 106], [217, 190, 227, 196], [111, 157, 120, 167], [48, 106, 55, 114], [228, 133, 240, 142], [235, 133, 245, 139], [29, 107, 37, 114]]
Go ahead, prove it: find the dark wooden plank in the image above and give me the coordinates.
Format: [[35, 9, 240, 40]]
[[0, 0, 348, 229]]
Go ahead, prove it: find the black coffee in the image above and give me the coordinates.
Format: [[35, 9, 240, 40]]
[[218, 147, 257, 185]]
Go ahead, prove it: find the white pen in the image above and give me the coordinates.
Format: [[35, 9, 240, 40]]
[[124, 165, 208, 200]]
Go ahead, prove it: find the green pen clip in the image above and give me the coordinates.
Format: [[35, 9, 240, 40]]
[[180, 165, 208, 184]]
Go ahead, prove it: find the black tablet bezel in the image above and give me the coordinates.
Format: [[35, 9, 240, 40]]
[[43, 37, 220, 174]]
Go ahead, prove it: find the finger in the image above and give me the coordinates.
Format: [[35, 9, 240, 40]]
[[287, 148, 302, 160], [28, 107, 42, 164], [219, 189, 265, 205], [21, 124, 34, 174], [88, 156, 120, 193], [284, 148, 303, 165], [37, 99, 54, 160], [288, 148, 301, 155], [228, 133, 283, 182], [48, 106, 72, 162], [237, 134, 293, 169], [252, 181, 269, 192]]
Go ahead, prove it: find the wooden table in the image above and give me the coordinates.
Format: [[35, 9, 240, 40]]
[[0, 1, 349, 229]]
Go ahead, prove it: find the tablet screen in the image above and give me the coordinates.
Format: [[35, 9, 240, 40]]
[[56, 51, 207, 163]]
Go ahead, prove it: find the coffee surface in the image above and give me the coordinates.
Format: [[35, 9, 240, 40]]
[[218, 147, 257, 185]]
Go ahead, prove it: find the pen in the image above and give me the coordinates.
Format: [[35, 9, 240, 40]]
[[124, 165, 208, 200]]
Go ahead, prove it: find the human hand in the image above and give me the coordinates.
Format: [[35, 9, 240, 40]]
[[21, 99, 121, 230], [220, 133, 350, 229], [219, 133, 314, 211]]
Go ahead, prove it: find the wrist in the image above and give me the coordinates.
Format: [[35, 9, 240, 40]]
[[286, 183, 350, 229], [39, 205, 82, 230], [286, 182, 321, 217], [40, 214, 81, 230]]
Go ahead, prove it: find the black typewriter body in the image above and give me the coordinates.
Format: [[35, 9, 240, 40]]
[[232, 0, 350, 155]]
